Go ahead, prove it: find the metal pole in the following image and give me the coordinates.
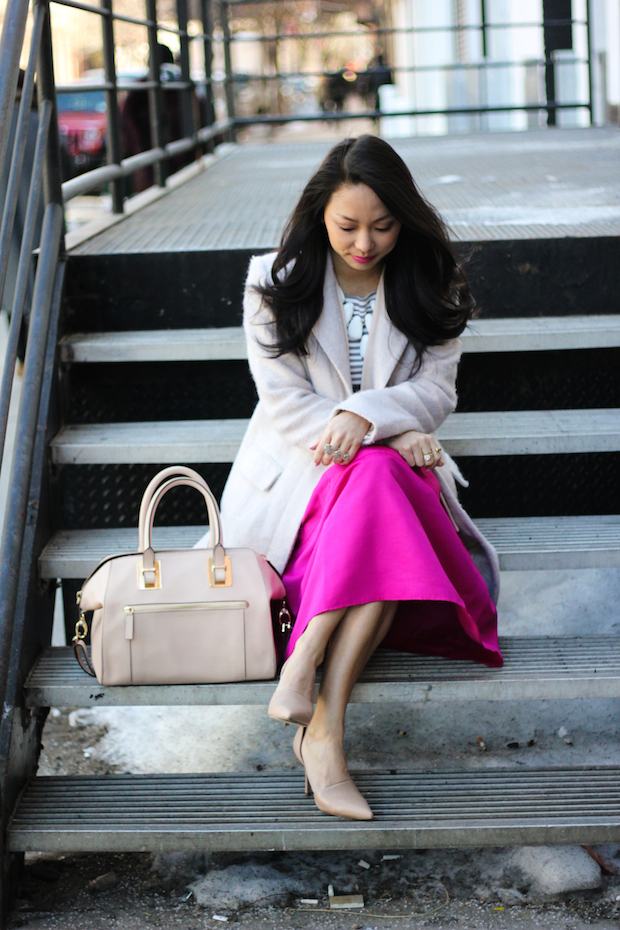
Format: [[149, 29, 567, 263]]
[[201, 0, 215, 149], [145, 0, 166, 187], [37, 0, 65, 214], [100, 0, 124, 212], [0, 2, 44, 310], [219, 0, 237, 140], [0, 101, 51, 464], [176, 0, 196, 143], [0, 201, 64, 718], [584, 0, 594, 125], [0, 0, 31, 186]]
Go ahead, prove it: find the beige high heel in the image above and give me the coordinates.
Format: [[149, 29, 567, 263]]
[[293, 727, 373, 821], [267, 658, 314, 726]]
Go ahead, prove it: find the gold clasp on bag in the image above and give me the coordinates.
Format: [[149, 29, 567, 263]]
[[208, 556, 232, 587], [279, 605, 292, 634], [73, 611, 88, 642], [137, 559, 162, 590]]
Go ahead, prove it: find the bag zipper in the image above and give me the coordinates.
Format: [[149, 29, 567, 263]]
[[123, 601, 249, 639]]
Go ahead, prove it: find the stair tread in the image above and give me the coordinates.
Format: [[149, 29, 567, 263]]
[[11, 766, 620, 852], [25, 637, 620, 707], [38, 516, 620, 579], [60, 315, 620, 362], [50, 409, 620, 464]]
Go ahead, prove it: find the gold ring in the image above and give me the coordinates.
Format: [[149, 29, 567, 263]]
[[423, 453, 433, 461], [434, 446, 441, 453]]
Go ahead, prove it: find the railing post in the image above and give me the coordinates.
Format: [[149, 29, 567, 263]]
[[37, 0, 65, 214], [176, 0, 196, 144], [100, 0, 124, 213], [585, 0, 594, 126], [219, 0, 237, 140], [201, 0, 215, 148], [145, 0, 166, 187], [0, 2, 44, 313], [0, 0, 30, 185]]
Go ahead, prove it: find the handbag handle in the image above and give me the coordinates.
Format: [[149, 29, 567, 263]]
[[138, 466, 221, 552], [142, 476, 223, 552]]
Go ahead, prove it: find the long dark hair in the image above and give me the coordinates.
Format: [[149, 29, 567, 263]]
[[254, 135, 475, 364]]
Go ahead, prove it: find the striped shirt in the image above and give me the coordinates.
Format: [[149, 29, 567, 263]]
[[341, 290, 377, 390]]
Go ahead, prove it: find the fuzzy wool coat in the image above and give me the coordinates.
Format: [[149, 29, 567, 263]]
[[199, 251, 500, 603]]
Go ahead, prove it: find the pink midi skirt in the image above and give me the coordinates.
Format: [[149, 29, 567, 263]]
[[282, 446, 502, 667]]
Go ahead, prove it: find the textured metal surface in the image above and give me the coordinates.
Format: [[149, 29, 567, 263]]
[[456, 348, 620, 413], [10, 767, 620, 852], [70, 129, 620, 255], [38, 515, 620, 579], [24, 636, 620, 707], [64, 360, 257, 425], [456, 452, 620, 520], [50, 410, 620, 465], [60, 315, 620, 363]]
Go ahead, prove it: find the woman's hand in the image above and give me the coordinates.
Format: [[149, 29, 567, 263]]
[[311, 411, 371, 466], [384, 430, 444, 469]]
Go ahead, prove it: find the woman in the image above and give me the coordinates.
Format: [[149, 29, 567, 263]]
[[219, 135, 502, 821]]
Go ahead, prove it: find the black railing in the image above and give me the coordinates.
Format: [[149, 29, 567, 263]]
[[219, 4, 593, 132], [0, 0, 230, 733]]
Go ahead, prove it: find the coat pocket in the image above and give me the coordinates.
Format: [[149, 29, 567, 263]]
[[236, 442, 283, 491]]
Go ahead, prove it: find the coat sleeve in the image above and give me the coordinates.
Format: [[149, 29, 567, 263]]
[[244, 255, 335, 450], [331, 337, 461, 443]]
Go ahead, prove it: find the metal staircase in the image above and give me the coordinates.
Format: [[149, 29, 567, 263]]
[[7, 132, 620, 866], [1, 0, 620, 912]]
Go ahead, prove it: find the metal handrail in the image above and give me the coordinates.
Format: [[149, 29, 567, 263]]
[[0, 0, 227, 720]]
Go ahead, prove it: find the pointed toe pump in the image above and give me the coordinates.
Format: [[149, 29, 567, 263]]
[[267, 659, 314, 727], [293, 727, 373, 821]]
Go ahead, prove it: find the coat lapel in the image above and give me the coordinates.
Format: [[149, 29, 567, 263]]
[[312, 254, 410, 395], [361, 273, 409, 390], [311, 253, 352, 394]]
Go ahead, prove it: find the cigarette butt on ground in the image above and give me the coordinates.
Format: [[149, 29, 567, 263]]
[[300, 898, 319, 905], [329, 894, 365, 909], [357, 859, 371, 869], [212, 915, 228, 922]]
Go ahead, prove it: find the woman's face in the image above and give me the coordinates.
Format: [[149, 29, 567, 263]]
[[324, 183, 401, 277]]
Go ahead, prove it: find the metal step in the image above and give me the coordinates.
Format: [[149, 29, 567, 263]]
[[25, 637, 620, 707], [60, 315, 620, 363], [38, 516, 620, 580], [10, 767, 620, 852], [50, 409, 620, 464]]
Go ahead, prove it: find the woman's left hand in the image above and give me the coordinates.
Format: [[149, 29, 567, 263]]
[[384, 430, 444, 469], [311, 411, 372, 466]]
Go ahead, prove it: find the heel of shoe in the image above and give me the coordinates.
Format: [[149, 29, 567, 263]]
[[304, 770, 310, 797]]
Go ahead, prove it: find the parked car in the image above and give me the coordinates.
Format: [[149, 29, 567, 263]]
[[57, 71, 147, 181], [57, 86, 107, 179]]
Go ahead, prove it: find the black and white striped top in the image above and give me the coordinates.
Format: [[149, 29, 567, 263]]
[[341, 290, 377, 390]]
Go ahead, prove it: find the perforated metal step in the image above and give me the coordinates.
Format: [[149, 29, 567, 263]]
[[24, 637, 620, 707], [50, 409, 620, 465], [10, 767, 620, 852], [60, 315, 620, 363], [38, 515, 620, 580]]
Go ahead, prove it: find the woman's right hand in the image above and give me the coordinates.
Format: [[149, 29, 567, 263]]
[[384, 430, 444, 469]]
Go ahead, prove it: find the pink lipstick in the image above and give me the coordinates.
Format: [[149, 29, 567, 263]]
[[351, 255, 374, 264]]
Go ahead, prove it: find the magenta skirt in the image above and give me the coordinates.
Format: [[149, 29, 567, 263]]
[[282, 446, 502, 667]]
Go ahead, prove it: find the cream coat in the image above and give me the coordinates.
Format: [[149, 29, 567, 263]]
[[199, 251, 500, 603]]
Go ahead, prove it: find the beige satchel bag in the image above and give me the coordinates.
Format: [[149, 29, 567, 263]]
[[73, 465, 290, 686]]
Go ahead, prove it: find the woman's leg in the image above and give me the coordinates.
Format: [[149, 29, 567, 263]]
[[273, 606, 348, 705], [302, 600, 397, 789]]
